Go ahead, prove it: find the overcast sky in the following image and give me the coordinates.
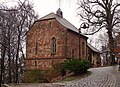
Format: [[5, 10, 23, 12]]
[[32, 0, 80, 28], [31, 0, 100, 48], [0, 0, 80, 28], [0, 0, 102, 49]]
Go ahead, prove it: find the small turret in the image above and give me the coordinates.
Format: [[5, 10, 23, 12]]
[[56, 8, 63, 18]]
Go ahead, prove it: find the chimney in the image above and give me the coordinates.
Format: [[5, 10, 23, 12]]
[[56, 8, 63, 18]]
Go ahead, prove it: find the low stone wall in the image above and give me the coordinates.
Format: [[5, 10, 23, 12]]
[[25, 58, 65, 70]]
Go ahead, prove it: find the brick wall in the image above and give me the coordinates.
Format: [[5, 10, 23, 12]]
[[25, 18, 87, 70], [26, 19, 67, 58], [25, 58, 64, 70], [66, 30, 87, 59], [87, 46, 101, 67], [26, 19, 67, 70]]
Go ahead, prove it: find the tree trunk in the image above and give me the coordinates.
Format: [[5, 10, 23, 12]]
[[15, 41, 19, 83], [15, 29, 21, 83], [8, 48, 12, 83], [0, 46, 6, 86], [12, 56, 16, 83], [107, 29, 115, 65], [8, 28, 12, 83]]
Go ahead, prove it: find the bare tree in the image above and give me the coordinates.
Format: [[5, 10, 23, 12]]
[[0, 0, 38, 85], [14, 0, 38, 83], [0, 8, 9, 85], [77, 0, 120, 65]]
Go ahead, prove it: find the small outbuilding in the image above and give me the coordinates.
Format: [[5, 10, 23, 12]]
[[87, 43, 101, 67]]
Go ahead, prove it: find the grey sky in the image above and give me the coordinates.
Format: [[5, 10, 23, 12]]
[[32, 0, 80, 28], [0, 0, 80, 28], [0, 0, 103, 50]]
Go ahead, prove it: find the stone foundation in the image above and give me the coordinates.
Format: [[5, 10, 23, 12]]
[[25, 58, 65, 70]]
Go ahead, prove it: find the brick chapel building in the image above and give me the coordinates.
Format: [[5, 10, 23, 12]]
[[25, 8, 88, 70]]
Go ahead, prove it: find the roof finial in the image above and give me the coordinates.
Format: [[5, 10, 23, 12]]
[[57, 0, 63, 17]]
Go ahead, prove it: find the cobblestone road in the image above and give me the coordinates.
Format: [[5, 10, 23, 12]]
[[11, 66, 120, 87], [54, 66, 120, 87]]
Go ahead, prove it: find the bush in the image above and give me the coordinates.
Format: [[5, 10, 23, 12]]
[[23, 69, 49, 83], [24, 63, 65, 83], [62, 59, 90, 75], [44, 63, 65, 82]]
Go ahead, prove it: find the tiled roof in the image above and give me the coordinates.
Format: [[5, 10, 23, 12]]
[[39, 12, 87, 37], [87, 43, 100, 53]]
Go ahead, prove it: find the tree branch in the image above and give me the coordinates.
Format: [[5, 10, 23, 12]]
[[84, 25, 106, 35]]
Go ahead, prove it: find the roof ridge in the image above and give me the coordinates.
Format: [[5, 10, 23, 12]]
[[40, 12, 56, 19], [87, 43, 100, 53], [39, 12, 87, 38]]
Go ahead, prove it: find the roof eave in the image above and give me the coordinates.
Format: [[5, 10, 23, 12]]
[[67, 29, 88, 39]]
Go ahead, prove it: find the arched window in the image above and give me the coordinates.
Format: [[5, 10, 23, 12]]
[[34, 60, 37, 67], [51, 37, 56, 54], [71, 49, 75, 58], [82, 42, 85, 57], [35, 42, 38, 55]]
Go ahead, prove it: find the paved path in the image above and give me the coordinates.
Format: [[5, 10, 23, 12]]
[[54, 66, 120, 87], [11, 66, 120, 87]]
